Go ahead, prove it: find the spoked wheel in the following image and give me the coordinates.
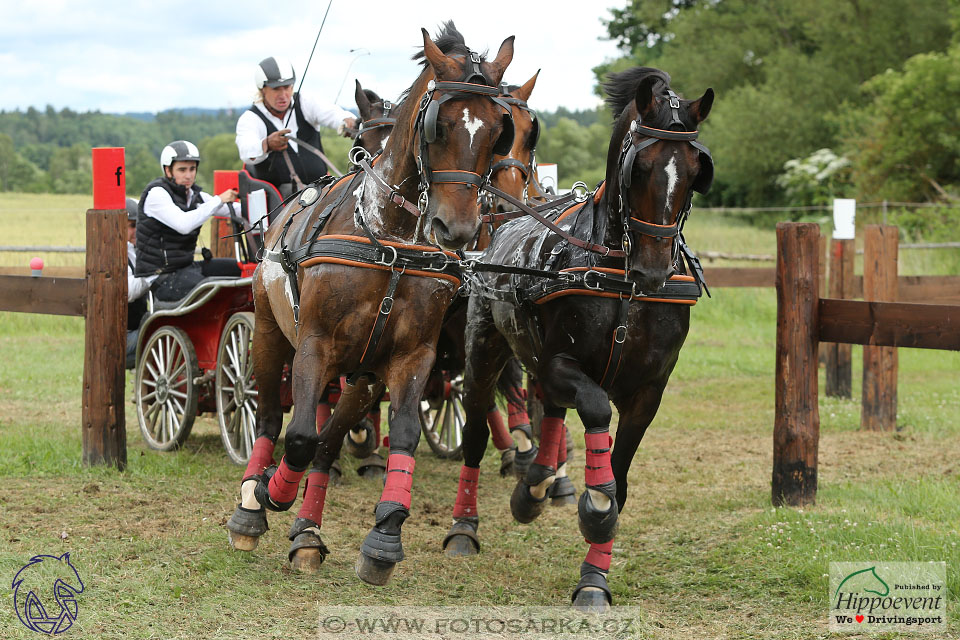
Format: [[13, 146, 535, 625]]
[[216, 312, 258, 465], [136, 326, 199, 451], [419, 373, 464, 459]]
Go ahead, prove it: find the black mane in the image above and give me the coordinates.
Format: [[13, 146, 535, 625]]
[[603, 67, 672, 120], [412, 21, 477, 64]]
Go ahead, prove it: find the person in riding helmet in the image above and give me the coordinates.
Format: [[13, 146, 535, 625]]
[[235, 56, 357, 196], [135, 140, 240, 301]]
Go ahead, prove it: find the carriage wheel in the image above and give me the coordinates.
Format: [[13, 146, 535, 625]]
[[216, 312, 258, 465], [419, 373, 464, 459], [136, 326, 199, 451]]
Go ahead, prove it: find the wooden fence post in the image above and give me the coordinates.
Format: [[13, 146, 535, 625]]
[[825, 238, 855, 397], [817, 236, 828, 366], [773, 223, 820, 507], [83, 148, 128, 469], [861, 225, 898, 431]]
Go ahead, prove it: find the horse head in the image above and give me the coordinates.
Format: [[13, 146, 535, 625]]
[[490, 70, 541, 209], [604, 68, 713, 292], [353, 80, 396, 157], [411, 23, 515, 248]]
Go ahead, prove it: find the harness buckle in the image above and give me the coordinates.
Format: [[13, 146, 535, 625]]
[[379, 296, 394, 315], [583, 270, 603, 291], [614, 325, 627, 344], [571, 182, 589, 202], [293, 304, 300, 330], [375, 245, 398, 267], [349, 146, 372, 166]]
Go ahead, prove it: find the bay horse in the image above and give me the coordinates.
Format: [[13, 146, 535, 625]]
[[226, 22, 517, 586], [352, 80, 397, 158], [442, 67, 714, 610]]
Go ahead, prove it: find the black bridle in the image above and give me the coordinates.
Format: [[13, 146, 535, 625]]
[[354, 99, 397, 146], [488, 86, 541, 204]]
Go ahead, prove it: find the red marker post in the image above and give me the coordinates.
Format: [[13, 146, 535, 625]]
[[212, 170, 240, 258], [83, 147, 128, 469]]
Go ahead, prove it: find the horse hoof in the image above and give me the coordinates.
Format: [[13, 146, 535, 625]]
[[343, 419, 378, 459], [512, 445, 538, 480], [442, 519, 480, 557], [291, 547, 326, 572], [357, 453, 386, 481], [228, 531, 259, 552], [572, 587, 610, 613], [499, 447, 516, 477], [577, 487, 619, 543], [329, 460, 342, 487], [355, 553, 396, 586], [549, 476, 577, 507], [510, 480, 549, 524]]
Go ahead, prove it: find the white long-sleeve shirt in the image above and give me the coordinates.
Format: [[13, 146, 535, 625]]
[[236, 94, 354, 164], [141, 185, 227, 235], [127, 242, 153, 300]]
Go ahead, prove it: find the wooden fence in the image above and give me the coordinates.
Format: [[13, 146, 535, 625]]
[[771, 222, 960, 507]]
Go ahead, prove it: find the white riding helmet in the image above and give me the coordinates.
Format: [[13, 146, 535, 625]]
[[160, 140, 201, 170], [255, 57, 296, 89]]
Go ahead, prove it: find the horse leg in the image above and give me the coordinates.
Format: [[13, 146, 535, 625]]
[[510, 402, 564, 523], [288, 380, 382, 572], [227, 301, 292, 552], [611, 383, 666, 511], [355, 350, 435, 586], [549, 424, 577, 506], [502, 359, 537, 479], [539, 356, 617, 611], [252, 336, 333, 514], [444, 314, 512, 558], [354, 385, 388, 480]]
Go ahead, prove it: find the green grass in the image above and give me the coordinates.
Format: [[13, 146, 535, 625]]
[[0, 201, 958, 639]]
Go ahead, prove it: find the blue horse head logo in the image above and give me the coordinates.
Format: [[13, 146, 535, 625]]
[[12, 553, 85, 635]]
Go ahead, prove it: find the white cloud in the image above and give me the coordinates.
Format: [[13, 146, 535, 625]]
[[0, 0, 624, 113]]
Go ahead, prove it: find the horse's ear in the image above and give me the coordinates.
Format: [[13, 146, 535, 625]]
[[421, 28, 461, 80], [482, 35, 515, 86], [512, 69, 540, 102], [355, 80, 373, 119], [635, 76, 659, 121], [689, 88, 714, 123]]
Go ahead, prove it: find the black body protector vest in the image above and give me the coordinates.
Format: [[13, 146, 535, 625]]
[[134, 177, 204, 276], [246, 94, 327, 187]]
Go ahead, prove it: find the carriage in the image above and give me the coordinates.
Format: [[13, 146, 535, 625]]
[[132, 169, 468, 462]]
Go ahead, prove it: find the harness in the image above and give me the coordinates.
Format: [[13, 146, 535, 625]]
[[487, 86, 541, 205], [354, 100, 397, 150]]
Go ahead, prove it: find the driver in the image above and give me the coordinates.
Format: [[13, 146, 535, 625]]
[[134, 140, 240, 301], [235, 56, 356, 196]]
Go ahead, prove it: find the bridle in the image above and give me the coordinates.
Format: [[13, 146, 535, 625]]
[[354, 99, 397, 148], [412, 50, 515, 214], [615, 90, 714, 272], [488, 85, 540, 204]]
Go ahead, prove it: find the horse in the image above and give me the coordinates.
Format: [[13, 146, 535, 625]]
[[352, 80, 397, 158], [225, 22, 517, 586], [441, 66, 714, 611]]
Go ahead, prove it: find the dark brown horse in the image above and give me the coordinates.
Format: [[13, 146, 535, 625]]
[[226, 23, 516, 586], [442, 67, 714, 610], [352, 80, 397, 159]]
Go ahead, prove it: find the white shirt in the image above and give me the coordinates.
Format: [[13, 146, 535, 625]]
[[142, 185, 228, 235], [236, 94, 354, 164], [127, 242, 153, 300]]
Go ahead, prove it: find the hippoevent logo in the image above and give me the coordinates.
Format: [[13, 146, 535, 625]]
[[12, 553, 85, 634], [829, 562, 945, 633]]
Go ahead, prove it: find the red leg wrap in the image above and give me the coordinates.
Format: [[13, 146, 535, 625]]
[[584, 432, 615, 486], [452, 465, 480, 518], [243, 437, 276, 481], [557, 426, 568, 466], [297, 471, 329, 526], [533, 417, 564, 469], [316, 403, 332, 432], [584, 539, 614, 571], [268, 456, 306, 504], [380, 453, 415, 509], [487, 408, 512, 450], [507, 386, 529, 429]]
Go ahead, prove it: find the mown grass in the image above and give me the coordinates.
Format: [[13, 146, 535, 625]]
[[0, 196, 958, 639]]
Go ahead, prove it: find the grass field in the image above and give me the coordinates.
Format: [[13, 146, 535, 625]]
[[1, 194, 959, 639]]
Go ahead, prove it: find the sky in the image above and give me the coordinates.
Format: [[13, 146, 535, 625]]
[[0, 1, 625, 115]]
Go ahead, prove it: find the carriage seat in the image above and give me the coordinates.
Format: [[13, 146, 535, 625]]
[[235, 168, 285, 260], [148, 276, 243, 313]]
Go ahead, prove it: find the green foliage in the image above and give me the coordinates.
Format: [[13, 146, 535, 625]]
[[536, 117, 610, 189], [839, 45, 960, 202], [198, 133, 243, 190], [600, 0, 955, 206], [775, 148, 852, 206]]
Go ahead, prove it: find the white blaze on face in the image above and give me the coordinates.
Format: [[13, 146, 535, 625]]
[[461, 108, 483, 148], [380, 135, 389, 151], [664, 155, 679, 213]]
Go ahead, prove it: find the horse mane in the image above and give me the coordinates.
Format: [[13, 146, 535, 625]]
[[411, 21, 478, 66], [603, 67, 672, 121]]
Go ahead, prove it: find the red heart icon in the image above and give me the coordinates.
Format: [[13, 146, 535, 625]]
[[856, 615, 864, 623]]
